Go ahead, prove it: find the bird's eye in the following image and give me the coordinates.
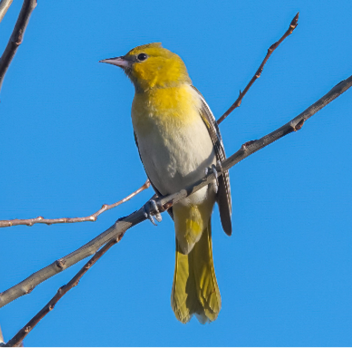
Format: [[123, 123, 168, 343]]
[[137, 53, 148, 61]]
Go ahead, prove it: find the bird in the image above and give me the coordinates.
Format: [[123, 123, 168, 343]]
[[101, 43, 232, 324]]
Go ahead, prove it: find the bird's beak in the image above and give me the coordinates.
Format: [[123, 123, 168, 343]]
[[99, 56, 131, 69]]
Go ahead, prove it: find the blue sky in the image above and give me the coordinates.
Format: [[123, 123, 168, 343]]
[[0, 0, 351, 346]]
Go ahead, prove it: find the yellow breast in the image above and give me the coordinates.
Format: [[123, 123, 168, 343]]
[[131, 84, 201, 136]]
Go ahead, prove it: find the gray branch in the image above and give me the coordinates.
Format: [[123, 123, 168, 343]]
[[0, 73, 351, 309], [0, 0, 13, 23], [0, 0, 36, 92]]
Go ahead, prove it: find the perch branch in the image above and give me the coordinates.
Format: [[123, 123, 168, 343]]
[[5, 234, 124, 347], [0, 0, 13, 23], [0, 180, 150, 228], [217, 12, 299, 125], [0, 0, 36, 92], [1, 73, 351, 311]]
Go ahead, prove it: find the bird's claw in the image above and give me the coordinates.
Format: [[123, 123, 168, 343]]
[[144, 199, 162, 226], [205, 164, 219, 194]]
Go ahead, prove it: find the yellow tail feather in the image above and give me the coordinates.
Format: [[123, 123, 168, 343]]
[[171, 220, 221, 323]]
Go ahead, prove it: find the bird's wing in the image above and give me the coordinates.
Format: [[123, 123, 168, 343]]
[[191, 86, 232, 236]]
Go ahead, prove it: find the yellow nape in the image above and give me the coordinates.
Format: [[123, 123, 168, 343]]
[[125, 42, 192, 91], [171, 220, 221, 324]]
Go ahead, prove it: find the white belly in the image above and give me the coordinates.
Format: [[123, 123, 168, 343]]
[[134, 106, 216, 205]]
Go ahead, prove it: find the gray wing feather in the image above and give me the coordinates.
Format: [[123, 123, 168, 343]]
[[191, 86, 232, 236]]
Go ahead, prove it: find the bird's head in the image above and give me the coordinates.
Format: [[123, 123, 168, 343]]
[[100, 43, 191, 92]]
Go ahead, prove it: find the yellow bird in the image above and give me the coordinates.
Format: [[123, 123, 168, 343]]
[[101, 43, 232, 323]]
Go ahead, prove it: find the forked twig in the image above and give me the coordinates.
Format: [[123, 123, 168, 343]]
[[4, 234, 123, 347], [0, 0, 36, 92], [217, 12, 299, 125], [0, 180, 150, 228]]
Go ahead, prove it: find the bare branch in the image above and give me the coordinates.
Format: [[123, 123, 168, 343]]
[[0, 180, 150, 228], [1, 73, 351, 310], [0, 0, 36, 92], [5, 235, 124, 347], [0, 0, 13, 23], [217, 12, 299, 125]]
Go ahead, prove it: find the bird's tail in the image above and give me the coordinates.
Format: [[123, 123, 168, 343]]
[[171, 220, 221, 323]]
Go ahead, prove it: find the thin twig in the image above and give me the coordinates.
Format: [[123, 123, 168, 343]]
[[217, 12, 299, 125], [0, 0, 36, 92], [5, 234, 124, 347], [1, 73, 351, 311], [0, 0, 13, 23], [0, 180, 150, 228]]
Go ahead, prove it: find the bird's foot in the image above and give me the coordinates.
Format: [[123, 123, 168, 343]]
[[144, 199, 162, 226], [205, 164, 219, 194]]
